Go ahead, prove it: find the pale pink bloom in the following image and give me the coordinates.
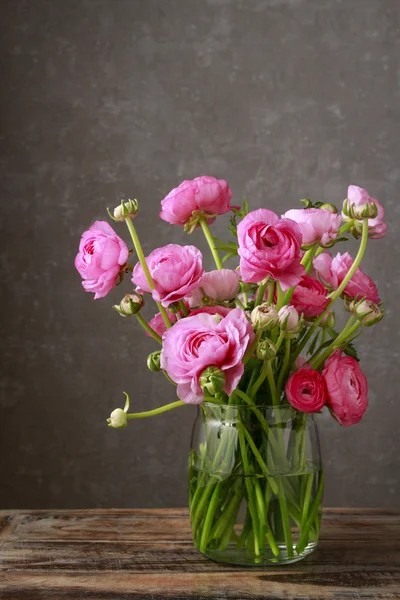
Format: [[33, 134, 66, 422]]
[[314, 252, 380, 303], [132, 244, 204, 307], [160, 176, 234, 225], [282, 208, 341, 246], [147, 310, 177, 338], [290, 275, 329, 318], [188, 269, 240, 306], [160, 308, 254, 404], [237, 209, 304, 290], [74, 221, 129, 299], [322, 350, 368, 426], [278, 305, 301, 333], [285, 368, 326, 413], [346, 185, 387, 239]]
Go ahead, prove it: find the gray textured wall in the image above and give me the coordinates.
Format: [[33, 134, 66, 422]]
[[1, 0, 399, 510]]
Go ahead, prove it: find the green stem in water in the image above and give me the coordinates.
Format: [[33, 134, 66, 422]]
[[199, 217, 223, 270], [126, 400, 186, 419], [124, 217, 172, 329], [266, 361, 278, 406], [135, 313, 162, 344]]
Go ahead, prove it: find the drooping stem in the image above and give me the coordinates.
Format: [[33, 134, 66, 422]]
[[126, 400, 186, 419], [135, 313, 162, 344], [124, 217, 172, 329], [199, 217, 223, 270]]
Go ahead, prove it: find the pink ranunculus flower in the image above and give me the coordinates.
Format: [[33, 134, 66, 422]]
[[160, 308, 254, 404], [285, 368, 326, 413], [74, 221, 129, 299], [282, 208, 341, 247], [290, 275, 329, 318], [188, 269, 240, 307], [190, 305, 233, 318], [345, 185, 387, 239], [314, 252, 380, 303], [160, 176, 234, 226], [147, 310, 177, 339], [132, 244, 204, 307], [322, 350, 368, 426], [237, 209, 304, 290]]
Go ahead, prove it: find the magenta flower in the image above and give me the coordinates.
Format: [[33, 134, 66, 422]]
[[237, 209, 304, 290], [160, 308, 254, 404], [322, 350, 368, 426], [282, 208, 341, 247], [74, 221, 129, 299], [290, 275, 329, 318], [160, 176, 234, 226], [132, 244, 204, 307], [314, 252, 380, 303], [285, 368, 326, 413], [188, 269, 240, 306], [346, 185, 387, 239]]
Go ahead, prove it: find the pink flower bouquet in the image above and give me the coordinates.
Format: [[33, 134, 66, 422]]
[[75, 178, 385, 565]]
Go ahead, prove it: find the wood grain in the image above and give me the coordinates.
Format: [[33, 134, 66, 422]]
[[0, 508, 399, 599]]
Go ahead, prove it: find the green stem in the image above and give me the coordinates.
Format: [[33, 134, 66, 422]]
[[312, 320, 361, 370], [266, 361, 278, 406], [235, 296, 246, 310], [255, 279, 268, 307], [250, 360, 269, 397], [126, 400, 186, 419], [125, 217, 172, 329], [199, 217, 223, 270], [296, 471, 324, 554], [328, 218, 369, 304], [267, 281, 275, 304], [135, 313, 162, 344], [199, 483, 221, 551], [276, 282, 285, 310], [276, 339, 291, 400], [300, 243, 318, 274], [243, 330, 262, 364], [179, 300, 189, 317]]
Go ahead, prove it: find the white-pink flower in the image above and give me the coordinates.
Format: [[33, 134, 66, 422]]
[[344, 185, 387, 239], [282, 208, 341, 247], [188, 269, 240, 306]]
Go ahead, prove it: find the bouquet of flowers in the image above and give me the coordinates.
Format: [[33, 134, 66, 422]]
[[75, 177, 386, 565]]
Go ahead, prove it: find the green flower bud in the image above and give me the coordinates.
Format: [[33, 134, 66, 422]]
[[319, 311, 336, 329], [107, 408, 128, 428], [351, 201, 378, 220], [199, 366, 226, 396], [112, 198, 139, 221], [256, 338, 277, 360], [147, 350, 161, 372], [113, 293, 144, 317], [352, 299, 384, 326], [319, 203, 338, 214], [251, 303, 279, 331]]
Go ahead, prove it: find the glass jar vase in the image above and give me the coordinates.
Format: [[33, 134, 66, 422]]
[[189, 403, 323, 566]]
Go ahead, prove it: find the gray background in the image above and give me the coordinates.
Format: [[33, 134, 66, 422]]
[[1, 0, 399, 509]]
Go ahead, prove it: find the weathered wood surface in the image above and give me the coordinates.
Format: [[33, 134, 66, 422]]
[[0, 508, 399, 599]]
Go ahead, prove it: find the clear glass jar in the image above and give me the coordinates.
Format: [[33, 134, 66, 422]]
[[189, 403, 323, 566]]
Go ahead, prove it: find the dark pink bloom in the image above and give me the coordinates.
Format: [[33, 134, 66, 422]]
[[160, 176, 234, 225], [290, 275, 329, 318], [285, 368, 326, 413], [282, 208, 341, 246], [132, 244, 204, 307], [237, 209, 304, 290], [314, 252, 380, 303], [74, 221, 129, 299], [160, 308, 254, 404], [346, 185, 387, 239], [322, 350, 368, 426]]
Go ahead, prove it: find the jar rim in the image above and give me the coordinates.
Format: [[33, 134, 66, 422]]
[[202, 401, 294, 410]]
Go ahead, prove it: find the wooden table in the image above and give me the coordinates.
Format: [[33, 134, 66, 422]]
[[0, 508, 399, 599]]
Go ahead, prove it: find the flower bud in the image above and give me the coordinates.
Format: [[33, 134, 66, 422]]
[[199, 366, 226, 396], [319, 203, 338, 214], [251, 303, 279, 331], [352, 299, 384, 326], [113, 293, 144, 317], [147, 350, 161, 372], [113, 199, 140, 221], [351, 201, 378, 220], [278, 305, 302, 335], [256, 338, 277, 360], [107, 408, 128, 428], [319, 311, 336, 329]]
